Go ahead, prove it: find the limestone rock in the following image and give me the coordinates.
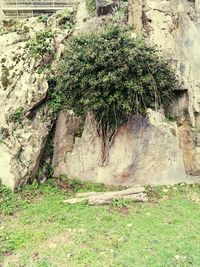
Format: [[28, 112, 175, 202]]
[[128, 0, 200, 177], [0, 13, 72, 190], [53, 110, 188, 185]]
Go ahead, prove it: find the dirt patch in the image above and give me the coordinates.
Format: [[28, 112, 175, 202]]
[[187, 192, 200, 204], [40, 231, 74, 250], [1, 252, 21, 267], [108, 206, 130, 215]]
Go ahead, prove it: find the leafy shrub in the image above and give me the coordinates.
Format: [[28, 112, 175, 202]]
[[37, 14, 49, 24], [2, 18, 17, 28], [55, 26, 178, 164], [113, 1, 128, 23], [58, 9, 76, 29], [56, 26, 177, 127], [27, 30, 55, 61], [0, 28, 8, 36], [0, 19, 29, 35]]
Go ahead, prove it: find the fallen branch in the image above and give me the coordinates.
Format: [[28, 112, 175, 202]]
[[63, 186, 148, 205]]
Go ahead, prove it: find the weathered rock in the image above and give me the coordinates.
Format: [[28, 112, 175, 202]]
[[2, 0, 200, 189], [96, 0, 116, 16], [0, 13, 73, 190], [52, 0, 200, 186], [53, 110, 188, 185], [128, 0, 200, 177]]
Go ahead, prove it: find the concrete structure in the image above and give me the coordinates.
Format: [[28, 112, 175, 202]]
[[0, 0, 77, 18]]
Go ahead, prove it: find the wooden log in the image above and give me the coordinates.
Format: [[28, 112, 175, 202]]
[[63, 187, 148, 205], [76, 186, 145, 198]]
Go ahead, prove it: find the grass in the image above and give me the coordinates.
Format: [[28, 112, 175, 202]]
[[1, 180, 200, 267]]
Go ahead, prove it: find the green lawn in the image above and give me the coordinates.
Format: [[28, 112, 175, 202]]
[[0, 180, 200, 267]]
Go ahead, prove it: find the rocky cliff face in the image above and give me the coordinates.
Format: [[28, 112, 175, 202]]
[[53, 110, 187, 185], [128, 0, 200, 176], [53, 0, 200, 185], [0, 11, 74, 190], [1, 0, 200, 189]]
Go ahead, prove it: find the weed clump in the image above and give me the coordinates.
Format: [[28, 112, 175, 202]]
[[9, 107, 24, 125], [27, 30, 55, 62]]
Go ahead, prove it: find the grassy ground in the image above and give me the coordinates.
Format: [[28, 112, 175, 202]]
[[0, 179, 200, 267]]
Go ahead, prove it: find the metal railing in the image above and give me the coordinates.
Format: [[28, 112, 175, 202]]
[[1, 0, 78, 9]]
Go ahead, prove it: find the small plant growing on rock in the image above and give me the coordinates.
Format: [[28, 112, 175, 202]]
[[9, 107, 24, 125], [113, 1, 128, 23], [27, 30, 55, 63], [1, 65, 10, 90], [2, 18, 17, 28], [56, 26, 178, 165], [37, 14, 49, 24], [58, 9, 77, 29]]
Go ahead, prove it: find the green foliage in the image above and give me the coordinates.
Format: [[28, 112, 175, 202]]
[[27, 30, 55, 61], [113, 1, 128, 23], [1, 183, 200, 265], [57, 174, 122, 193], [37, 14, 49, 24], [2, 18, 17, 28], [9, 107, 24, 124], [56, 26, 178, 134], [37, 63, 51, 74], [58, 9, 77, 29], [1, 65, 10, 89], [39, 78, 62, 116], [86, 0, 96, 16], [0, 28, 8, 36], [47, 91, 62, 114], [0, 185, 18, 215], [0, 19, 29, 35]]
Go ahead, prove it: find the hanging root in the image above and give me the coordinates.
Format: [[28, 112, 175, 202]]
[[99, 123, 118, 167]]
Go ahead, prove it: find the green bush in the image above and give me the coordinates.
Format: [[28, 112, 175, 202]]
[[37, 14, 49, 24], [27, 30, 55, 61], [58, 9, 77, 29], [56, 26, 177, 129], [55, 26, 178, 164], [113, 1, 128, 23]]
